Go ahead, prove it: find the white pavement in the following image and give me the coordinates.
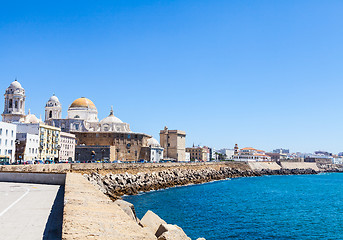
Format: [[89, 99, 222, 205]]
[[0, 182, 63, 240]]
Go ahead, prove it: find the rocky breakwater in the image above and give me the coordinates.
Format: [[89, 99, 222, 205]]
[[84, 166, 318, 200]]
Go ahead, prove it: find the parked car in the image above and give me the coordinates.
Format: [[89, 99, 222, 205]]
[[34, 160, 45, 164]]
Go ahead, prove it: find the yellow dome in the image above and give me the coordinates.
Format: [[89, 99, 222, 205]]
[[69, 97, 97, 110]]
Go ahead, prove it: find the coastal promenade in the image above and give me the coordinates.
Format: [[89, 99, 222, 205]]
[[0, 161, 327, 240], [0, 182, 63, 240]]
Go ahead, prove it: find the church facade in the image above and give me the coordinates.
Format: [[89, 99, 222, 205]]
[[43, 94, 161, 162]]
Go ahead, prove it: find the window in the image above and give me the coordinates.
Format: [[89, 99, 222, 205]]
[[11, 130, 13, 137], [9, 99, 12, 108], [15, 101, 18, 109], [5, 140, 7, 146], [6, 130, 8, 136], [11, 140, 13, 146], [49, 111, 52, 118], [0, 129, 2, 135]]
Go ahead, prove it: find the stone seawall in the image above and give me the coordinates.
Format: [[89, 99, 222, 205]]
[[85, 166, 318, 200]]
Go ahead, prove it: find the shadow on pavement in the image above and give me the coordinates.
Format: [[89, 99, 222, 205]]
[[43, 185, 64, 240]]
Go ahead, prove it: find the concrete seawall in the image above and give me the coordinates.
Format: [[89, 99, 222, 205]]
[[0, 172, 66, 185]]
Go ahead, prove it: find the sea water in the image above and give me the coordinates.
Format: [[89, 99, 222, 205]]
[[123, 173, 343, 240]]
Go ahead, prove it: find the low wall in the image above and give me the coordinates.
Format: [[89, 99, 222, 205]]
[[0, 162, 250, 174], [0, 172, 66, 185], [280, 162, 319, 171], [62, 173, 156, 240], [248, 162, 281, 170]]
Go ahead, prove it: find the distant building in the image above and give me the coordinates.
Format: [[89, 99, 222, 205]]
[[59, 132, 76, 162], [186, 146, 208, 161], [233, 147, 271, 161], [160, 126, 186, 162], [0, 122, 17, 163], [15, 133, 39, 162], [304, 155, 332, 164], [216, 148, 235, 160], [314, 151, 332, 156], [265, 152, 287, 161], [139, 138, 164, 163], [273, 148, 290, 154]]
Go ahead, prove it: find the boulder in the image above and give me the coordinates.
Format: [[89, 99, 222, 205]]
[[141, 210, 167, 234], [156, 224, 191, 240], [114, 199, 138, 222]]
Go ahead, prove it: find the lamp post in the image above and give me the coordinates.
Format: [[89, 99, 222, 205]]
[[101, 148, 105, 162], [56, 145, 61, 163], [15, 139, 20, 164]]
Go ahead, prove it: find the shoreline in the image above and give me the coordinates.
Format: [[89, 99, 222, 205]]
[[84, 166, 319, 200]]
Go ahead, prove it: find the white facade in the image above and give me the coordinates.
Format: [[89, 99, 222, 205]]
[[2, 80, 26, 123], [147, 137, 164, 162], [185, 152, 190, 162], [59, 132, 76, 162], [0, 122, 17, 163], [16, 133, 39, 161], [217, 148, 235, 160]]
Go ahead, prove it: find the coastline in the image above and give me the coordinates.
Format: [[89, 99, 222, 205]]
[[84, 164, 319, 200]]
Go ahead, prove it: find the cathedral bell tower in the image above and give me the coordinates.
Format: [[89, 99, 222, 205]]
[[45, 94, 62, 121], [2, 79, 26, 123]]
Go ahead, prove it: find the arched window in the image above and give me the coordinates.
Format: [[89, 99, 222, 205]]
[[74, 115, 80, 118], [15, 101, 18, 109], [49, 111, 52, 118], [9, 99, 12, 108]]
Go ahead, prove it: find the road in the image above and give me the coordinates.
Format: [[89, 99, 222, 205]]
[[0, 182, 64, 240]]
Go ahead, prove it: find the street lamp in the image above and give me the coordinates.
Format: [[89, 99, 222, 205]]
[[101, 148, 105, 162], [56, 145, 61, 163]]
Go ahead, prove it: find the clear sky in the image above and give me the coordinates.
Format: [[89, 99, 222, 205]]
[[1, 0, 343, 153]]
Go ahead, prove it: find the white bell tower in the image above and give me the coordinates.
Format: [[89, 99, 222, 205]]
[[45, 94, 62, 121], [2, 79, 26, 123]]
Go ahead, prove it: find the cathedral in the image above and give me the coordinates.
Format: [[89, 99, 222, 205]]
[[2, 79, 163, 162]]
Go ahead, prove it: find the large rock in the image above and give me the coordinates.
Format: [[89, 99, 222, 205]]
[[156, 224, 191, 240], [141, 210, 167, 234], [114, 199, 138, 222]]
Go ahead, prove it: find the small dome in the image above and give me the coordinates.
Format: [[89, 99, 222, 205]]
[[9, 80, 23, 89], [49, 95, 60, 102], [148, 138, 160, 147], [24, 111, 41, 124], [69, 97, 96, 110], [100, 107, 123, 124]]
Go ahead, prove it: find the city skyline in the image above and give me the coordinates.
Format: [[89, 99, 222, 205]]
[[1, 1, 343, 153]]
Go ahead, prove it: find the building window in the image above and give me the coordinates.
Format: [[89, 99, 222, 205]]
[[49, 111, 52, 118], [15, 101, 18, 109], [6, 130, 8, 136], [0, 129, 2, 135]]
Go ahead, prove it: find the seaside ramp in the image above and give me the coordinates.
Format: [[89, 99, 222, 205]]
[[281, 162, 319, 171], [248, 162, 281, 170]]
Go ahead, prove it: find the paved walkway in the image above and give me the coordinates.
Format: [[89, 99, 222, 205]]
[[0, 182, 64, 240]]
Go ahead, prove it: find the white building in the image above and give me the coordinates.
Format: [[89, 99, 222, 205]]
[[185, 152, 190, 162], [16, 133, 39, 161], [217, 148, 235, 160], [59, 132, 76, 162], [233, 147, 271, 162], [147, 138, 164, 162], [0, 122, 17, 163]]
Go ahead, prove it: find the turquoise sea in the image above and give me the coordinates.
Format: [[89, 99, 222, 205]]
[[123, 173, 343, 240]]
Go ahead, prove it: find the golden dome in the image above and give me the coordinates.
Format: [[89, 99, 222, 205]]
[[69, 97, 97, 110]]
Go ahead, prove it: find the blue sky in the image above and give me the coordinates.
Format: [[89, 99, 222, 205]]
[[1, 0, 343, 153]]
